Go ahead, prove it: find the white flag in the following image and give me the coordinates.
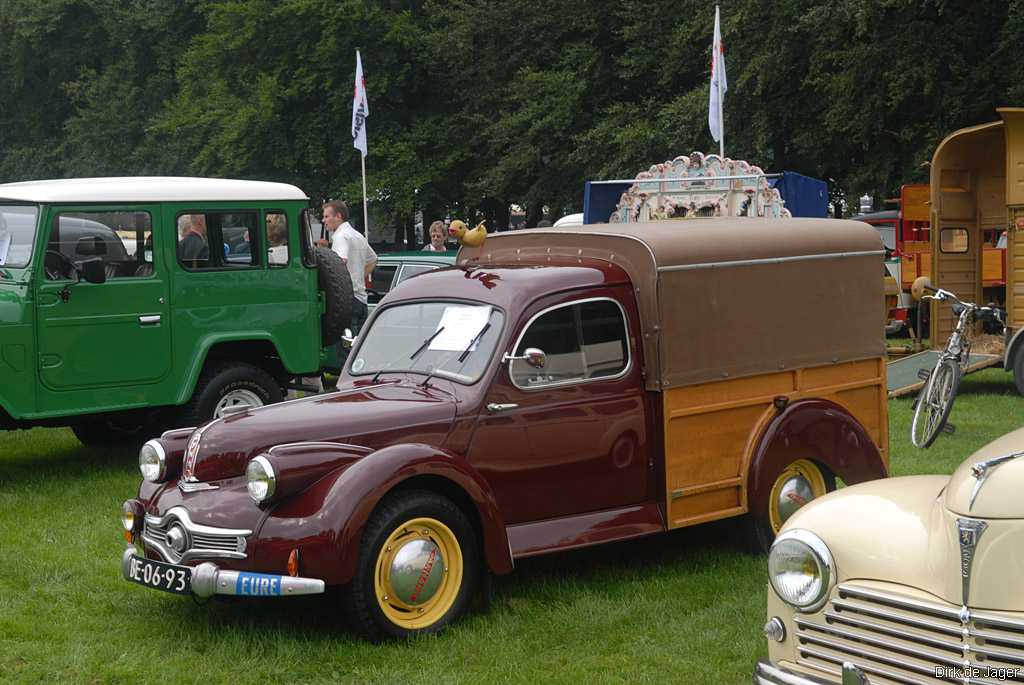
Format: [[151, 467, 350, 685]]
[[352, 49, 369, 158], [708, 6, 727, 144]]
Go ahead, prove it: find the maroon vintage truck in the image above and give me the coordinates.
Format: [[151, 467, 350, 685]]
[[121, 219, 889, 639]]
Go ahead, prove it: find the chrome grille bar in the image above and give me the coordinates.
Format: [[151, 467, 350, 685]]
[[822, 610, 963, 653], [830, 597, 963, 636], [142, 506, 251, 563], [796, 583, 1024, 685], [797, 644, 935, 685], [796, 619, 964, 668]]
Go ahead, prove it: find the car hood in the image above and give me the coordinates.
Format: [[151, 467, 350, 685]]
[[944, 426, 1024, 519], [185, 380, 456, 483], [784, 474, 1024, 611]]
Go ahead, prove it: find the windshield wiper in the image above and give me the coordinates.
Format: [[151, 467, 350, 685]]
[[421, 322, 492, 388], [410, 326, 445, 360], [370, 326, 446, 384], [457, 322, 491, 363]]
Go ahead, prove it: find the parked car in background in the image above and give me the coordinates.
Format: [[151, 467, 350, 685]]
[[0, 177, 351, 445], [319, 251, 457, 372], [755, 426, 1024, 685], [121, 218, 889, 640], [366, 251, 456, 312]]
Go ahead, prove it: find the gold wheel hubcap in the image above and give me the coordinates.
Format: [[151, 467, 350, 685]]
[[374, 517, 463, 629], [768, 459, 827, 533]]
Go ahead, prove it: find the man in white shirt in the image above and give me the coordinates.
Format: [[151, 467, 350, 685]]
[[321, 200, 377, 338]]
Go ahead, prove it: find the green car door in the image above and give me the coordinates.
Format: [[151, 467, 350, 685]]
[[34, 206, 172, 408]]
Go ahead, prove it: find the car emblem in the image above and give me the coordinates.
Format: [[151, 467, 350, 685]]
[[183, 430, 203, 481], [956, 518, 987, 610], [969, 450, 1024, 510]]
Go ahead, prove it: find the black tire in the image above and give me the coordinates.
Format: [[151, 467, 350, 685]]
[[71, 410, 168, 447], [316, 246, 353, 346], [910, 358, 960, 449], [340, 491, 480, 640], [1014, 348, 1024, 397], [745, 460, 836, 554], [179, 361, 283, 425]]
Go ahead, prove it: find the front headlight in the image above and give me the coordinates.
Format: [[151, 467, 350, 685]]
[[768, 529, 835, 612], [246, 456, 276, 503], [139, 440, 167, 482], [121, 500, 143, 532]]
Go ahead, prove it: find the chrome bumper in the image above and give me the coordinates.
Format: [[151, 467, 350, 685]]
[[754, 660, 868, 685], [121, 547, 325, 598]]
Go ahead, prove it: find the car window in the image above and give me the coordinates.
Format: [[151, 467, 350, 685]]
[[367, 264, 398, 304], [45, 211, 151, 281], [511, 298, 629, 388], [265, 211, 288, 267], [300, 208, 317, 268], [177, 211, 259, 270], [350, 301, 504, 384], [396, 264, 436, 284], [0, 205, 38, 268]]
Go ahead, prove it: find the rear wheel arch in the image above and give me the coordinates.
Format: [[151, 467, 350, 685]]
[[744, 399, 887, 550], [747, 399, 886, 502]]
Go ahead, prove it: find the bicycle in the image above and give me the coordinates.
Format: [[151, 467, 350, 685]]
[[909, 277, 1004, 448]]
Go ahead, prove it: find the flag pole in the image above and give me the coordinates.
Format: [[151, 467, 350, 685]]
[[716, 4, 724, 158], [360, 154, 369, 235]]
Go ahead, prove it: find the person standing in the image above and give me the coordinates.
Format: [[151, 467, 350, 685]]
[[322, 201, 377, 337], [421, 220, 447, 252]]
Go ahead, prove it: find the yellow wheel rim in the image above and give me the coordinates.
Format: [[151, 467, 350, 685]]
[[373, 517, 463, 630], [768, 459, 827, 534]]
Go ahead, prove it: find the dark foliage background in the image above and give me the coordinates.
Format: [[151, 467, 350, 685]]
[[1, 0, 1021, 233]]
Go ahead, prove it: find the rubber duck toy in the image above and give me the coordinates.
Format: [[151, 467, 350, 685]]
[[448, 219, 488, 248]]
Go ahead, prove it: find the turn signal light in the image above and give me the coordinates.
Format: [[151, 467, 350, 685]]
[[288, 549, 300, 577], [123, 529, 133, 542]]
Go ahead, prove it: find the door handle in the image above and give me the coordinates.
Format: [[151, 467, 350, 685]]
[[138, 315, 161, 326], [486, 403, 519, 414]]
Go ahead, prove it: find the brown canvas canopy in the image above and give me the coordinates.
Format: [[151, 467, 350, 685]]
[[458, 218, 885, 390]]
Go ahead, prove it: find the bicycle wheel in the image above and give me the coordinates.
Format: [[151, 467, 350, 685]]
[[910, 358, 961, 448]]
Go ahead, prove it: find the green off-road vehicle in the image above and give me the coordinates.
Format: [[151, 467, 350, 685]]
[[0, 177, 352, 445]]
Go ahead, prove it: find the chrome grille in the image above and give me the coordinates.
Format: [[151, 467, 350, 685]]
[[142, 506, 251, 563], [795, 583, 1024, 685]]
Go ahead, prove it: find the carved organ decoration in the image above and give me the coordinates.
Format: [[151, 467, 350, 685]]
[[609, 152, 791, 223]]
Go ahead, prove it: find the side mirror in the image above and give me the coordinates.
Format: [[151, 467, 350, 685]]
[[78, 257, 107, 284], [76, 235, 107, 257], [341, 328, 355, 350], [503, 347, 546, 368]]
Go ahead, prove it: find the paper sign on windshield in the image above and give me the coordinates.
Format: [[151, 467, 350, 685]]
[[0, 232, 10, 265], [429, 305, 491, 351]]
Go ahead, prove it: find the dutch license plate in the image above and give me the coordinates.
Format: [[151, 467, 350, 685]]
[[126, 554, 191, 595]]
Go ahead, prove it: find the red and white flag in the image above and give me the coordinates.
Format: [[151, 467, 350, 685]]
[[352, 49, 369, 158], [708, 6, 727, 144]]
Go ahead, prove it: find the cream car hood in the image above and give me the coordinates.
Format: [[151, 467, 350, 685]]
[[944, 426, 1024, 518], [784, 473, 1024, 611]]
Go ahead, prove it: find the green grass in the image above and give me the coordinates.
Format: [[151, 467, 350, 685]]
[[1, 367, 1021, 684]]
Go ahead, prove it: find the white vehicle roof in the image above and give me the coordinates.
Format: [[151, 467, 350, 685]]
[[553, 212, 584, 227], [0, 177, 309, 203]]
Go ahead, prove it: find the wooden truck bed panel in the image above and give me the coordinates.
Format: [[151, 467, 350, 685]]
[[662, 358, 887, 529]]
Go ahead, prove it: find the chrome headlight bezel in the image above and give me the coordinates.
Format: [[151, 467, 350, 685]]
[[246, 455, 276, 503], [768, 528, 835, 613], [139, 440, 167, 483]]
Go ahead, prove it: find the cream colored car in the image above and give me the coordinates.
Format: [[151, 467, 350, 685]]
[[755, 428, 1024, 685]]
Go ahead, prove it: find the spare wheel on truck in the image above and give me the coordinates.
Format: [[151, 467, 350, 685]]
[[316, 246, 353, 346]]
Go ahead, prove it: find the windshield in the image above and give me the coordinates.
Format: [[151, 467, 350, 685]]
[[349, 302, 504, 384], [0, 205, 39, 267]]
